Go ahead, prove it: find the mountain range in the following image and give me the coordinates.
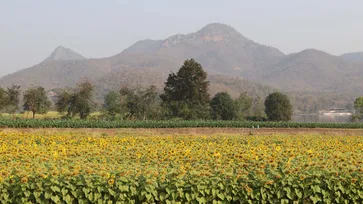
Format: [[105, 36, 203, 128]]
[[1, 23, 363, 110]]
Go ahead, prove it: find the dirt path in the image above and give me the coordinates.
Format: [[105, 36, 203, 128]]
[[2, 127, 363, 136]]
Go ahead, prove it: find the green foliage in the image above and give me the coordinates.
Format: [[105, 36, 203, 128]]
[[55, 90, 73, 115], [251, 96, 266, 119], [74, 80, 94, 119], [103, 91, 122, 119], [0, 88, 8, 111], [23, 86, 51, 119], [5, 85, 21, 114], [120, 85, 161, 120], [354, 96, 363, 120], [55, 80, 95, 119], [265, 92, 292, 121], [161, 59, 210, 120], [210, 92, 236, 120], [0, 174, 361, 203], [235, 92, 253, 120]]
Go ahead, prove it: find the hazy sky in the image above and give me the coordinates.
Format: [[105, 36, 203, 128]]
[[1, 0, 363, 77]]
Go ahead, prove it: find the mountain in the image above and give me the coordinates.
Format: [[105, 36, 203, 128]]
[[340, 51, 363, 63], [44, 46, 86, 62], [262, 49, 363, 93], [1, 23, 363, 109], [0, 23, 283, 91], [0, 59, 110, 90], [119, 23, 285, 78], [0, 46, 90, 89]]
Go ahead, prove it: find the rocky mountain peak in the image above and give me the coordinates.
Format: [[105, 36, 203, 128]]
[[198, 23, 238, 34], [44, 46, 86, 62], [195, 23, 250, 44]]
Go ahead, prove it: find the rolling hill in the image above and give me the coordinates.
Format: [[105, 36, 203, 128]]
[[262, 49, 363, 93]]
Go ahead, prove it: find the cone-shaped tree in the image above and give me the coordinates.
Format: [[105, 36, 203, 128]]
[[161, 59, 210, 120]]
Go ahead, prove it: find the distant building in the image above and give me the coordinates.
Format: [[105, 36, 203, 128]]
[[319, 108, 353, 116]]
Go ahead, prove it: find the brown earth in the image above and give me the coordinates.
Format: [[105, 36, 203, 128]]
[[3, 128, 363, 136]]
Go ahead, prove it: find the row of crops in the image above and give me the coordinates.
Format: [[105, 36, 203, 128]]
[[0, 119, 363, 128], [0, 131, 362, 203], [2, 174, 362, 203]]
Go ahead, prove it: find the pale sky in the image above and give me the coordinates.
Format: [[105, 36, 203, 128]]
[[1, 0, 363, 77]]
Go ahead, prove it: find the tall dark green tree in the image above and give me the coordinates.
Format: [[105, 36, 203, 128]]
[[210, 92, 236, 120], [23, 86, 51, 119], [235, 92, 252, 120], [160, 59, 210, 120], [264, 92, 292, 121], [6, 85, 21, 117], [74, 80, 94, 119]]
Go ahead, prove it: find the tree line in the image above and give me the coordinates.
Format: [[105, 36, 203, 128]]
[[103, 59, 293, 121], [0, 59, 295, 121], [0, 85, 53, 119]]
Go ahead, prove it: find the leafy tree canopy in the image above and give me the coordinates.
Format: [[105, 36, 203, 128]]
[[264, 92, 292, 122], [23, 86, 51, 119], [235, 92, 252, 120], [210, 92, 236, 120], [55, 80, 95, 119], [103, 91, 122, 119], [353, 96, 363, 120], [0, 88, 8, 111], [119, 85, 161, 120], [6, 85, 21, 114], [160, 59, 210, 120]]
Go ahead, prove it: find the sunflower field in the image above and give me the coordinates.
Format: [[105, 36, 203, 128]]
[[0, 130, 362, 203]]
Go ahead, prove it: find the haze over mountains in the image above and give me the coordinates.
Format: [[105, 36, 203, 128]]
[[340, 51, 363, 64], [1, 23, 363, 105], [263, 49, 363, 93]]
